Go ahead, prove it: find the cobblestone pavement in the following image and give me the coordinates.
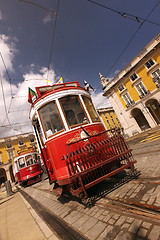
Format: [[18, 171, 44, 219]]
[[21, 132, 160, 240]]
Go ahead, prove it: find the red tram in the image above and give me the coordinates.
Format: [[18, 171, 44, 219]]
[[29, 81, 136, 199], [13, 148, 42, 186]]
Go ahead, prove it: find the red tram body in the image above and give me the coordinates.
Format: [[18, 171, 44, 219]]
[[13, 148, 42, 186], [30, 81, 136, 198]]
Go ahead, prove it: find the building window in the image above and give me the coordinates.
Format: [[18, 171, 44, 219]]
[[130, 73, 138, 81], [122, 93, 134, 108], [19, 140, 24, 146], [118, 84, 125, 92], [152, 69, 160, 86], [106, 119, 111, 128], [145, 59, 155, 69], [135, 82, 148, 98], [110, 114, 115, 125], [6, 144, 12, 149], [8, 150, 14, 162], [30, 138, 35, 143]]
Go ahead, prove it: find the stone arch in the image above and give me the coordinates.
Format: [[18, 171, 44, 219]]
[[131, 108, 150, 131], [0, 168, 7, 185], [145, 99, 160, 124]]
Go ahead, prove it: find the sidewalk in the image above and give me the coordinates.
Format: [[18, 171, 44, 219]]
[[0, 186, 60, 240]]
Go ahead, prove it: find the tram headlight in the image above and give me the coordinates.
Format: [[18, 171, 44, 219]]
[[80, 130, 89, 139]]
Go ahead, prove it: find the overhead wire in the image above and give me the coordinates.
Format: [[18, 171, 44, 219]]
[[17, 0, 60, 81], [0, 51, 13, 96], [106, 0, 160, 77], [46, 0, 60, 81], [1, 121, 32, 134], [91, 0, 160, 96], [9, 109, 30, 113], [1, 121, 31, 127], [91, 0, 160, 107], [0, 50, 16, 128], [1, 96, 14, 127], [0, 74, 14, 129], [0, 46, 30, 129], [1, 0, 159, 133], [88, 0, 160, 27], [0, 0, 60, 134], [18, 0, 56, 14], [0, 49, 16, 127]]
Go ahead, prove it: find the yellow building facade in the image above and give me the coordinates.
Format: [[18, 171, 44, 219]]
[[97, 107, 122, 130], [0, 133, 36, 165], [101, 34, 160, 137]]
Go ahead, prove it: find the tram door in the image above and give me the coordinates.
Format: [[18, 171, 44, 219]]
[[33, 119, 55, 182]]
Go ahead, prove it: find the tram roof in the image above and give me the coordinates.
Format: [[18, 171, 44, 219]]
[[14, 147, 37, 158], [35, 81, 83, 98]]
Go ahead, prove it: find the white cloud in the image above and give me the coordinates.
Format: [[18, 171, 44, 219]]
[[0, 35, 57, 137], [43, 14, 53, 24], [0, 35, 111, 138], [91, 91, 111, 109], [0, 35, 15, 75]]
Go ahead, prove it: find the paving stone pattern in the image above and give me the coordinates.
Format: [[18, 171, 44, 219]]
[[24, 180, 160, 240], [22, 137, 160, 240]]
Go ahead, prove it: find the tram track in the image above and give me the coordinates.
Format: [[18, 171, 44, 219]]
[[132, 148, 160, 156], [95, 196, 160, 225], [19, 179, 160, 233], [132, 176, 160, 184], [18, 170, 160, 240]]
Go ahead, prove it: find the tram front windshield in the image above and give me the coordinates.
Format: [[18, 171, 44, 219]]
[[38, 101, 64, 138], [18, 154, 38, 169], [82, 96, 100, 122], [38, 95, 100, 139], [59, 95, 88, 127]]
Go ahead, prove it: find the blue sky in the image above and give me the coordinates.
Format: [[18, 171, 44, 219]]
[[0, 0, 160, 137]]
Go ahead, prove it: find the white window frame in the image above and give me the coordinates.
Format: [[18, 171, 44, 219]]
[[7, 150, 15, 161], [122, 92, 133, 107], [6, 143, 12, 149], [130, 73, 139, 82], [118, 84, 125, 92], [135, 82, 148, 98], [145, 58, 155, 69], [18, 140, 25, 146], [151, 68, 160, 84]]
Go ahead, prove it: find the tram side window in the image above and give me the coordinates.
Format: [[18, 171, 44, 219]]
[[59, 95, 88, 127], [18, 157, 25, 169], [25, 155, 34, 166], [38, 101, 64, 138], [32, 154, 38, 164], [82, 96, 100, 122]]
